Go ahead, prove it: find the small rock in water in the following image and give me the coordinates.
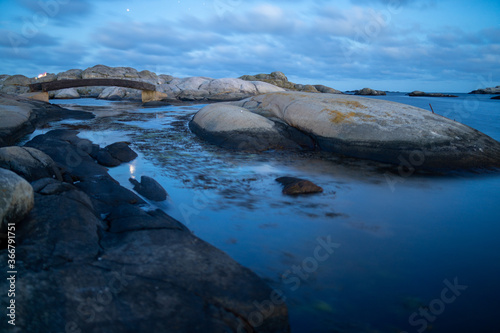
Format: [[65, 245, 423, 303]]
[[105, 142, 138, 163], [129, 176, 168, 201], [276, 176, 323, 195]]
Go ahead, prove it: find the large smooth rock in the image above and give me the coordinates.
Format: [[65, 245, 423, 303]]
[[0, 146, 59, 182], [355, 88, 386, 96], [189, 103, 309, 150], [53, 88, 80, 99], [197, 92, 500, 169], [0, 168, 34, 231]]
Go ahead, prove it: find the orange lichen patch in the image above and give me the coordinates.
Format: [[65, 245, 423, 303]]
[[334, 100, 367, 109], [324, 109, 375, 124]]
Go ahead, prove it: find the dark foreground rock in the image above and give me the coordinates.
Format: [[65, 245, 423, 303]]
[[491, 95, 500, 100], [409, 91, 458, 97], [0, 146, 61, 182], [190, 92, 500, 170], [129, 176, 168, 201], [276, 177, 324, 195], [0, 129, 290, 332]]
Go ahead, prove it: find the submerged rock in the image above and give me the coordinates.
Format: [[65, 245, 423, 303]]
[[191, 91, 500, 169], [491, 95, 500, 100], [276, 177, 324, 195], [129, 176, 168, 201], [0, 168, 34, 231]]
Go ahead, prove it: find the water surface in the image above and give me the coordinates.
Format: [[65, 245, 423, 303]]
[[36, 94, 500, 332]]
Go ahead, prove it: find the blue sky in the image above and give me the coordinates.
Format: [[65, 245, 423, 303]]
[[0, 0, 499, 92]]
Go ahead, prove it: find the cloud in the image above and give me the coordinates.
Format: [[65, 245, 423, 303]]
[[17, 0, 94, 26]]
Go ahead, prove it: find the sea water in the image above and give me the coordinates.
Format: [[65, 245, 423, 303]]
[[46, 94, 500, 333]]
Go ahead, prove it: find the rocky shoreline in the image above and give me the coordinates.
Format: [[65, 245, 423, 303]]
[[0, 97, 290, 332]]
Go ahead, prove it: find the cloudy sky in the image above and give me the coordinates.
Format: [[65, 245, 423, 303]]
[[0, 0, 498, 92]]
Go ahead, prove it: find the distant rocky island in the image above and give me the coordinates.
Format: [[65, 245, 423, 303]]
[[409, 91, 458, 97], [469, 86, 500, 94]]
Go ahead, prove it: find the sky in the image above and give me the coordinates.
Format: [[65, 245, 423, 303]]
[[0, 0, 499, 92]]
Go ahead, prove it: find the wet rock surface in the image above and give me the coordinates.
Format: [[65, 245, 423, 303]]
[[129, 175, 168, 201], [276, 177, 324, 195], [0, 129, 290, 332]]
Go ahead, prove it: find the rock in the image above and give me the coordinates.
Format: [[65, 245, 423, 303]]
[[53, 88, 80, 99], [276, 176, 324, 195], [158, 74, 174, 84], [355, 88, 387, 96], [30, 73, 57, 84], [301, 84, 320, 93], [210, 91, 500, 169], [106, 204, 186, 233], [189, 103, 306, 150], [0, 167, 34, 231], [469, 86, 500, 94], [0, 94, 93, 147], [105, 141, 138, 162], [82, 64, 139, 79], [2, 74, 30, 86], [158, 76, 285, 102], [1, 131, 290, 332], [409, 91, 458, 97], [0, 146, 60, 182], [314, 84, 343, 94], [0, 74, 31, 94], [491, 95, 500, 100], [129, 176, 168, 201], [240, 72, 343, 94], [76, 86, 107, 97], [94, 149, 121, 167], [56, 68, 83, 80], [98, 86, 127, 100]]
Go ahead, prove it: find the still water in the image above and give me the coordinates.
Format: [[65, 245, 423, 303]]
[[41, 94, 500, 332]]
